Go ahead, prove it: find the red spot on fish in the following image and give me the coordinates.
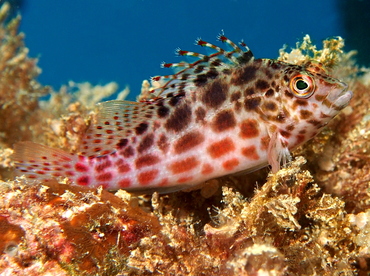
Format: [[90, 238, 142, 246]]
[[94, 139, 102, 143], [118, 163, 130, 174], [169, 156, 199, 174], [96, 172, 113, 181], [52, 172, 62, 177], [77, 176, 90, 186], [63, 164, 72, 169], [241, 146, 259, 160], [135, 154, 160, 169], [75, 163, 89, 172], [260, 136, 270, 151], [207, 138, 235, 158], [280, 130, 291, 139], [36, 170, 45, 175], [95, 160, 112, 172], [159, 178, 169, 186], [222, 158, 239, 171], [66, 171, 75, 177], [201, 164, 214, 175], [296, 134, 305, 145], [138, 170, 158, 185], [177, 176, 193, 183], [106, 129, 113, 134], [118, 178, 131, 188], [239, 119, 259, 139]]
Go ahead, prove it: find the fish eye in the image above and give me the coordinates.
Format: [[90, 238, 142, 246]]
[[289, 74, 315, 98]]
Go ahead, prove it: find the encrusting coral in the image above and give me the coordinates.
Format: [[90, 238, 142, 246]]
[[1, 2, 370, 275]]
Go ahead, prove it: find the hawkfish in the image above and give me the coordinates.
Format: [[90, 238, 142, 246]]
[[13, 33, 352, 193]]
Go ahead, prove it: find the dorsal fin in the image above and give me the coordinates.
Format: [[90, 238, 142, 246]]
[[79, 100, 155, 157], [143, 32, 254, 101]]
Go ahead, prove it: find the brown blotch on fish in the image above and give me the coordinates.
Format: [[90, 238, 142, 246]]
[[116, 138, 128, 149], [168, 93, 185, 107], [286, 124, 295, 131], [201, 80, 227, 109], [263, 101, 278, 112], [265, 88, 274, 97], [234, 101, 242, 113], [157, 134, 169, 153], [156, 103, 170, 118], [137, 133, 154, 153], [211, 110, 237, 133], [164, 104, 192, 132], [232, 65, 258, 85], [293, 99, 309, 109], [121, 146, 134, 158], [194, 69, 219, 87], [284, 89, 294, 99], [308, 119, 322, 127], [230, 91, 241, 102], [174, 131, 205, 154], [244, 97, 261, 111], [195, 107, 206, 123], [244, 88, 255, 97], [280, 130, 291, 138], [255, 79, 269, 91], [135, 122, 148, 135], [322, 98, 332, 108], [263, 68, 273, 79], [315, 94, 326, 101], [300, 110, 313, 119]]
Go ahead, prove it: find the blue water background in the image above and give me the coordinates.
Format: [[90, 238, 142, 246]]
[[19, 1, 346, 100]]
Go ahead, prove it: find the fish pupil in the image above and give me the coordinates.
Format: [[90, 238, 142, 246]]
[[296, 79, 308, 90]]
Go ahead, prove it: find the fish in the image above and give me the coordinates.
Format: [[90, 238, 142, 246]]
[[13, 33, 353, 193]]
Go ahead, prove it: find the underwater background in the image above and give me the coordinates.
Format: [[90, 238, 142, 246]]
[[9, 0, 368, 100]]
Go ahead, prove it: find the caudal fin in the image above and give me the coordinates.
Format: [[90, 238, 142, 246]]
[[13, 141, 78, 181]]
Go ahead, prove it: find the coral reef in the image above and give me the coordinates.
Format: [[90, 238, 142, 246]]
[[0, 2, 370, 275]]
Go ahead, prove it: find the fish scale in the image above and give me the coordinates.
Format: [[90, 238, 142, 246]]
[[13, 33, 353, 192]]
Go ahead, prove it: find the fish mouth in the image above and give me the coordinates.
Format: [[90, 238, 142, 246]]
[[334, 82, 353, 108], [329, 82, 353, 110]]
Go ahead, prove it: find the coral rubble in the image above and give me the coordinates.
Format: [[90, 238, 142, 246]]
[[0, 2, 370, 275]]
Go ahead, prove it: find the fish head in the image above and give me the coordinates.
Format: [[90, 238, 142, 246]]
[[272, 61, 353, 147]]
